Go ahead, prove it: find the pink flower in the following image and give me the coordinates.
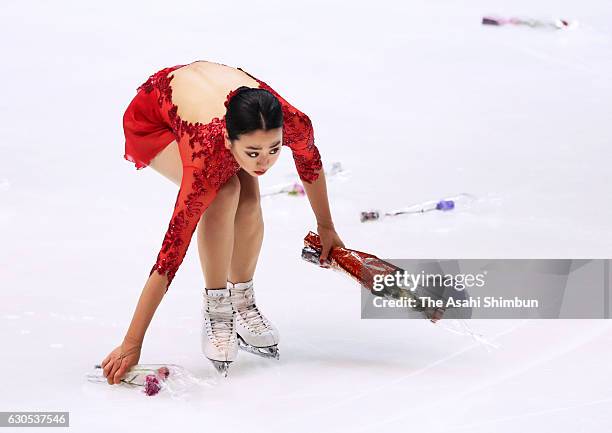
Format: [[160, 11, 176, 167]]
[[156, 366, 170, 380], [144, 374, 161, 396]]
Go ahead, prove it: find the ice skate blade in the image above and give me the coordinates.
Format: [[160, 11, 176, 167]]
[[208, 359, 232, 377], [237, 335, 280, 360]]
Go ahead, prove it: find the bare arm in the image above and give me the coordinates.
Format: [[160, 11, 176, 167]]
[[122, 272, 168, 346], [302, 167, 333, 227], [301, 167, 345, 263], [100, 272, 167, 384]]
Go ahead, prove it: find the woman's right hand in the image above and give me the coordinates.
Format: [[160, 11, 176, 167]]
[[100, 340, 142, 385]]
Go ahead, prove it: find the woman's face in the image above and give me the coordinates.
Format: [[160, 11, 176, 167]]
[[224, 127, 283, 177]]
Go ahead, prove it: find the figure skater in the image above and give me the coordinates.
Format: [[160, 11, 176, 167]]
[[100, 60, 344, 380]]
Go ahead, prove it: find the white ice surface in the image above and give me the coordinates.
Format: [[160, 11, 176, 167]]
[[1, 0, 611, 431]]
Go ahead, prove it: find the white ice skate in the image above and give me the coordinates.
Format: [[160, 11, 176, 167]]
[[202, 288, 238, 376], [228, 279, 280, 360]]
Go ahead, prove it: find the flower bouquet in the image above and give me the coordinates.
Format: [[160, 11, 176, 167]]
[[261, 162, 348, 198], [301, 231, 446, 322], [86, 363, 203, 397], [482, 15, 576, 30], [360, 193, 476, 222], [261, 181, 305, 197]]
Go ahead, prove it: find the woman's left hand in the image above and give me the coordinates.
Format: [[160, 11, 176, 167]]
[[317, 223, 345, 267]]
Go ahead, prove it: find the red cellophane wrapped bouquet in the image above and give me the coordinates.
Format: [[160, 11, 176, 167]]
[[301, 231, 444, 322]]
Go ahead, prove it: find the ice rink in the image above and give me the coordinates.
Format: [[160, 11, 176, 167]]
[[1, 0, 611, 431]]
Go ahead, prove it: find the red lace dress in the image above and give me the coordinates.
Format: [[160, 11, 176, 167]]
[[122, 62, 323, 292]]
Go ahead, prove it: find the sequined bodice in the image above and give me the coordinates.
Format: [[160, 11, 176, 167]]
[[135, 61, 323, 291]]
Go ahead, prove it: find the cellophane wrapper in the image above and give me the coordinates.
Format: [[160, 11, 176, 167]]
[[87, 363, 214, 399], [301, 231, 445, 320]]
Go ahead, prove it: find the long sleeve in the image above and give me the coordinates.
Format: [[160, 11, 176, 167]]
[[149, 164, 220, 293], [261, 85, 323, 184], [282, 107, 323, 184]]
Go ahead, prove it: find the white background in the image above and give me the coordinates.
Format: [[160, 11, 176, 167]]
[[1, 0, 611, 431]]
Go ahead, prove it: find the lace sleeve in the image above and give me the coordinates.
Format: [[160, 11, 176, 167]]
[[254, 79, 323, 183], [149, 165, 219, 293], [282, 105, 323, 184]]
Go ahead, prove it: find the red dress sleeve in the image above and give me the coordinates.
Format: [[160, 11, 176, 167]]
[[257, 83, 323, 183], [149, 124, 240, 292], [148, 164, 220, 293], [282, 106, 323, 184]]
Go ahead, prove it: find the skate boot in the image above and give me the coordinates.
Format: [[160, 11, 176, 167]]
[[228, 279, 280, 360], [202, 287, 238, 377]]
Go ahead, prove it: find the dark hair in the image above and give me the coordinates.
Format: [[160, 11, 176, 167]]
[[225, 86, 283, 142]]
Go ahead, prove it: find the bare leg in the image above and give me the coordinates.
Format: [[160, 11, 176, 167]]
[[228, 169, 264, 283], [148, 140, 182, 186], [226, 172, 278, 358], [196, 176, 241, 288]]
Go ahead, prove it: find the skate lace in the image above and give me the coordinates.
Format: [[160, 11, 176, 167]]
[[232, 287, 271, 334], [205, 295, 234, 346]]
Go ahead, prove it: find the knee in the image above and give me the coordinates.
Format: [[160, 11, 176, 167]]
[[236, 190, 262, 222], [216, 174, 241, 203], [201, 175, 241, 224], [236, 194, 261, 219]]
